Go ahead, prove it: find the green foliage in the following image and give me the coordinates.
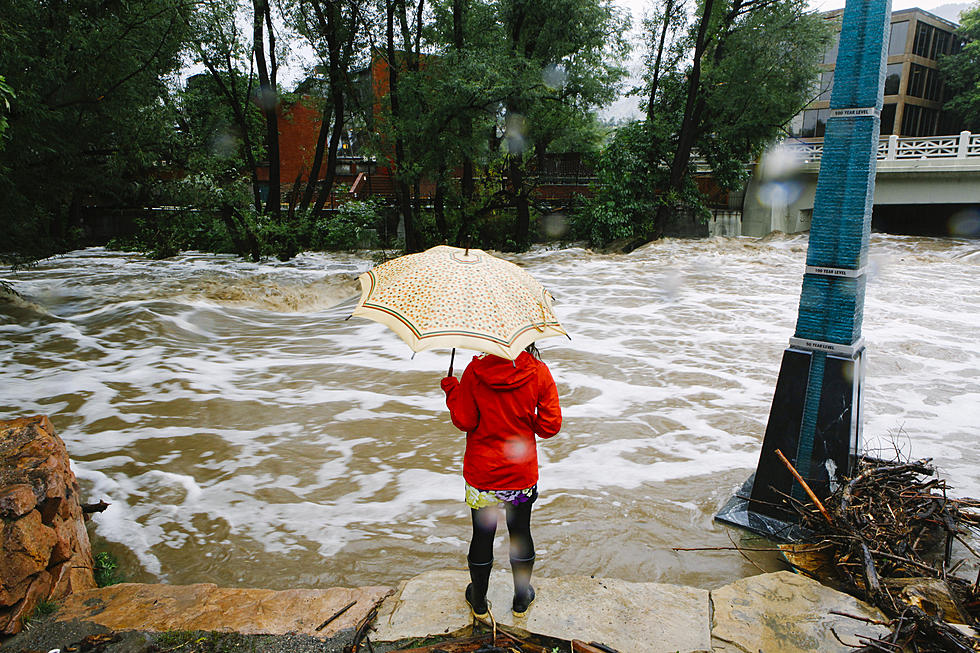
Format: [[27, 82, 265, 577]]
[[150, 631, 247, 652], [940, 3, 980, 131], [0, 0, 190, 265], [173, 73, 267, 176], [575, 122, 666, 245], [583, 0, 831, 246], [695, 0, 833, 187], [33, 599, 58, 616], [94, 551, 124, 587], [21, 598, 58, 629], [370, 0, 629, 250], [108, 210, 237, 259], [311, 200, 384, 250]]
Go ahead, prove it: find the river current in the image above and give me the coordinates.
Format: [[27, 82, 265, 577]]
[[1, 233, 978, 590]]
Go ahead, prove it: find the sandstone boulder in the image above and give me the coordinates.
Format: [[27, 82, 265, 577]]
[[0, 415, 97, 634]]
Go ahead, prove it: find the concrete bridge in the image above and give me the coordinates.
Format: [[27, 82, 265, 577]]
[[741, 131, 980, 237]]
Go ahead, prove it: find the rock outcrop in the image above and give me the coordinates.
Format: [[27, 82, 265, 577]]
[[1, 415, 96, 634]]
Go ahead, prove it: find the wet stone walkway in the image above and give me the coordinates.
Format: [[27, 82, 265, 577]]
[[7, 570, 891, 652]]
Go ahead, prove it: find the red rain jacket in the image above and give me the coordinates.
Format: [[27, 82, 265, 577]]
[[441, 351, 562, 491]]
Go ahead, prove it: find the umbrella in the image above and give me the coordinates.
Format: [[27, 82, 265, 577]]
[[351, 245, 567, 362]]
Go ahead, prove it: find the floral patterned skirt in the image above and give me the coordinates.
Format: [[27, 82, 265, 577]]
[[465, 482, 537, 509]]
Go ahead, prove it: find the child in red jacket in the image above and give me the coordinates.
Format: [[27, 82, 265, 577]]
[[441, 344, 562, 618]]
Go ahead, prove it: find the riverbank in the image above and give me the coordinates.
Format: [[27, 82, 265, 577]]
[[3, 569, 894, 653]]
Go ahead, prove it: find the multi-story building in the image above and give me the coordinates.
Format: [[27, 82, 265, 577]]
[[790, 8, 964, 139]]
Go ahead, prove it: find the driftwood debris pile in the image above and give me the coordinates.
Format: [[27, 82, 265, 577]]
[[783, 456, 980, 651]]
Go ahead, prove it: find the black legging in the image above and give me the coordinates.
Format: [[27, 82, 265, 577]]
[[468, 498, 535, 564]]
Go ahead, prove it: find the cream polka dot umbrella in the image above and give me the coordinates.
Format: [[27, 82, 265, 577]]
[[351, 245, 568, 361]]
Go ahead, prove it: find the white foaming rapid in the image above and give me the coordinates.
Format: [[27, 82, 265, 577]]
[[1, 235, 977, 590]]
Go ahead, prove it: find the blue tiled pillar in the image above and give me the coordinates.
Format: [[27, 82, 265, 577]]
[[718, 0, 891, 529]]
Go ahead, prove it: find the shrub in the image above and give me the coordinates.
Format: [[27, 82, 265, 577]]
[[94, 551, 124, 587], [312, 199, 383, 250]]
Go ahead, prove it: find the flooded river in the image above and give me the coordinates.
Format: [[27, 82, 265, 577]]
[[1, 233, 978, 590]]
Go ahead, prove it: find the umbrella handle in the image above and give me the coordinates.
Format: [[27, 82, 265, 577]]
[[448, 348, 456, 377]]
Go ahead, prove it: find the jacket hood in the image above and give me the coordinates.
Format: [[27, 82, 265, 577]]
[[470, 351, 536, 389]]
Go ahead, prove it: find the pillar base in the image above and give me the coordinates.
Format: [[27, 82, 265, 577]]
[[715, 474, 810, 542], [715, 344, 864, 537]]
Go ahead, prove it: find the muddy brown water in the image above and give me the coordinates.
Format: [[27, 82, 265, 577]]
[[1, 233, 978, 590]]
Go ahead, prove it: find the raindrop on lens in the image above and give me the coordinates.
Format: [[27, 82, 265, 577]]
[[504, 113, 527, 154], [255, 87, 279, 111], [756, 144, 805, 208], [661, 270, 682, 301], [542, 64, 567, 90], [757, 180, 803, 209], [948, 209, 980, 237], [542, 213, 569, 238], [504, 438, 528, 461], [759, 144, 803, 179], [211, 131, 238, 158]]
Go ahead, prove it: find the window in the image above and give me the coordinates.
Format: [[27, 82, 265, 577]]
[[818, 70, 834, 102], [907, 64, 944, 101], [880, 103, 897, 135], [884, 63, 903, 95], [911, 22, 951, 60], [931, 28, 951, 59], [907, 64, 925, 97], [823, 33, 839, 65], [925, 67, 943, 101], [901, 104, 939, 136], [913, 22, 931, 57], [800, 108, 830, 138], [889, 21, 909, 56]]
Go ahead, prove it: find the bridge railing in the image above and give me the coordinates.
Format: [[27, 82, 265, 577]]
[[783, 131, 980, 163]]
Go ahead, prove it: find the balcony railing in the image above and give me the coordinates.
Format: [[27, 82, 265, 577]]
[[783, 131, 980, 163]]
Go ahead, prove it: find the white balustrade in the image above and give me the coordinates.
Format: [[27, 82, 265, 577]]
[[781, 131, 978, 163], [968, 132, 980, 157]]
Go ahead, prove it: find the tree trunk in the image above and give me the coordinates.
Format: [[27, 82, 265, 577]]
[[311, 0, 347, 219], [509, 155, 530, 249], [253, 0, 280, 217], [453, 0, 475, 246], [387, 0, 419, 252], [299, 101, 331, 214], [220, 205, 261, 262], [647, 0, 676, 123], [656, 0, 716, 237], [434, 160, 448, 241]]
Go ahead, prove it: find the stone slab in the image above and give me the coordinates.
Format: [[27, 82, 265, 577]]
[[51, 582, 393, 639], [711, 571, 891, 653], [372, 569, 712, 653]]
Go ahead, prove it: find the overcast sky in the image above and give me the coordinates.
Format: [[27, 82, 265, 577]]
[[604, 0, 969, 118]]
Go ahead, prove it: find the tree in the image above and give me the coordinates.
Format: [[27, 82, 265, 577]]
[[383, 0, 426, 252], [582, 0, 831, 247], [496, 0, 628, 248], [290, 0, 367, 218], [252, 0, 282, 217], [184, 0, 266, 215], [362, 0, 626, 252], [0, 0, 190, 265], [659, 0, 831, 236], [940, 3, 980, 131]]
